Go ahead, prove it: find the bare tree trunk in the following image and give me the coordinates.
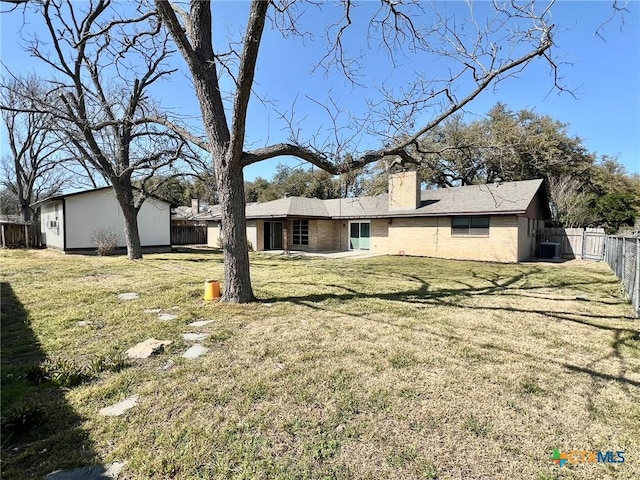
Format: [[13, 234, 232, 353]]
[[113, 186, 143, 260], [21, 203, 31, 222], [121, 206, 143, 260], [217, 158, 254, 302]]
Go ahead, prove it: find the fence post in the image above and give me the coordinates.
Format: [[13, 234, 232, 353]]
[[635, 238, 640, 317], [622, 237, 626, 282]]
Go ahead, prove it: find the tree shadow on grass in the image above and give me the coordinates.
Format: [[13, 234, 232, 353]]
[[268, 266, 622, 315], [267, 269, 639, 396], [1, 282, 97, 480]]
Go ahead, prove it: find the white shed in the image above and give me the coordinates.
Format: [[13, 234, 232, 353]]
[[37, 187, 171, 253]]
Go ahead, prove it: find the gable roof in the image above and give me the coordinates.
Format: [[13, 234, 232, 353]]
[[205, 178, 545, 220], [33, 186, 173, 207]]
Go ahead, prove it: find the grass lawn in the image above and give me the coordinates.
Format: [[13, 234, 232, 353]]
[[1, 248, 639, 480]]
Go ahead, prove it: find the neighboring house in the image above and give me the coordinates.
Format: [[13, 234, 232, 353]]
[[206, 172, 549, 263], [171, 199, 212, 226], [171, 199, 213, 245], [36, 186, 171, 253]]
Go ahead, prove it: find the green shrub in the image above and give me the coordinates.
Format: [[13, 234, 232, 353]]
[[26, 354, 127, 389], [1, 403, 47, 441], [87, 353, 127, 376]]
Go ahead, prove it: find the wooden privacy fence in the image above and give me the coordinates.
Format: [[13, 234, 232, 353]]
[[171, 224, 207, 245], [536, 227, 605, 260], [0, 221, 42, 248], [29, 222, 42, 248]]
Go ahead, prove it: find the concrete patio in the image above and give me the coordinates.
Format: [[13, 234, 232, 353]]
[[258, 249, 384, 259]]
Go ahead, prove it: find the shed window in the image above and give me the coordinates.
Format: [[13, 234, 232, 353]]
[[452, 216, 490, 236], [293, 220, 309, 246]]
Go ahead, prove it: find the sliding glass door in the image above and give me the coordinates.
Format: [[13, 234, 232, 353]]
[[349, 222, 370, 250]]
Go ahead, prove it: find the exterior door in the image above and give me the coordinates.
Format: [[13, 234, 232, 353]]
[[264, 221, 283, 250], [349, 222, 370, 250]]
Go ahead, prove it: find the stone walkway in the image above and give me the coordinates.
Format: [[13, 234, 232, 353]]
[[110, 300, 213, 414], [45, 462, 126, 479], [50, 293, 216, 478]]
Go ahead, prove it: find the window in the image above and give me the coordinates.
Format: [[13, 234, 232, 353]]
[[451, 216, 490, 236], [349, 222, 371, 250], [292, 220, 309, 246]]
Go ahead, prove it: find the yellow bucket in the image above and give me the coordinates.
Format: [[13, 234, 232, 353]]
[[204, 279, 221, 300]]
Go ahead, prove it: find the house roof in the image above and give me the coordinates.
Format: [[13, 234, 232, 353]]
[[33, 186, 173, 206], [205, 178, 545, 221], [172, 204, 218, 222], [242, 196, 332, 219]]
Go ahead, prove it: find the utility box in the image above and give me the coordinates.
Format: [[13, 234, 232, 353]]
[[539, 242, 560, 259]]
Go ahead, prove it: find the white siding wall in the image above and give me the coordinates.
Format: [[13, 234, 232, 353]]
[[40, 201, 64, 249], [137, 196, 171, 246], [65, 189, 170, 249]]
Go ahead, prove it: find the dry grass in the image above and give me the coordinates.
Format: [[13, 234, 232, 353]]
[[1, 248, 639, 480]]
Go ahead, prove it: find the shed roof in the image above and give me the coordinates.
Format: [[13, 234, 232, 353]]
[[33, 186, 173, 207]]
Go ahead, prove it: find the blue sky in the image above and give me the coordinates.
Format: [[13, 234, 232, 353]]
[[1, 1, 638, 184]]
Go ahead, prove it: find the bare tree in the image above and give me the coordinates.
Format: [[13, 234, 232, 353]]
[[154, 0, 566, 302], [3, 0, 198, 259], [0, 75, 66, 221], [548, 175, 596, 227]]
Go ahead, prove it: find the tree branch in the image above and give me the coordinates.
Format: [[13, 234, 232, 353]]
[[228, 0, 269, 162]]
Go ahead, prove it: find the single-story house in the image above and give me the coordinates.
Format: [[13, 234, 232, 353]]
[[36, 186, 172, 253], [206, 172, 549, 263], [172, 199, 211, 226], [171, 199, 212, 245]]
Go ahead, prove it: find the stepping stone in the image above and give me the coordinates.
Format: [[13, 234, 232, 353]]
[[117, 292, 138, 301], [188, 319, 214, 327], [99, 395, 139, 417], [144, 308, 162, 314], [161, 359, 174, 371], [157, 313, 178, 321], [125, 338, 172, 359], [46, 462, 126, 479], [182, 333, 208, 342], [182, 344, 209, 359]]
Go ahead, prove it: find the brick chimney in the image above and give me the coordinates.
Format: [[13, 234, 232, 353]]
[[388, 171, 420, 211], [191, 198, 200, 215]]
